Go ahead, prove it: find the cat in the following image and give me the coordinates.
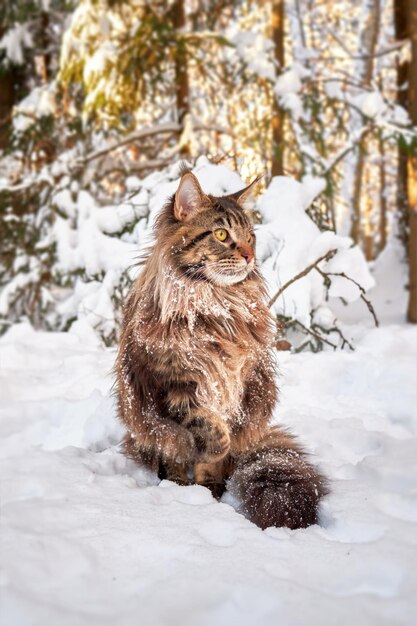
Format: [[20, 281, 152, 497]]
[[115, 167, 328, 529]]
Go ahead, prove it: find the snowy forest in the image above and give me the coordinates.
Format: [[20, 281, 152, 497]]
[[1, 1, 416, 626], [0, 0, 416, 345]]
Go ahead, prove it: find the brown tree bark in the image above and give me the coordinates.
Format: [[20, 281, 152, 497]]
[[394, 0, 417, 322], [0, 67, 14, 150], [394, 0, 409, 245], [0, 20, 16, 150], [172, 0, 190, 157], [271, 0, 285, 177], [378, 131, 388, 252], [38, 10, 51, 84], [406, 0, 417, 322], [350, 0, 381, 244]]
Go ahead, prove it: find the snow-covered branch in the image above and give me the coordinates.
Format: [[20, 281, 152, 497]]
[[268, 249, 337, 309]]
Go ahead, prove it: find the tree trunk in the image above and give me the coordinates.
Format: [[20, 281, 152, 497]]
[[364, 167, 374, 260], [350, 0, 381, 244], [0, 67, 14, 150], [378, 132, 388, 251], [271, 0, 285, 177], [0, 21, 16, 150], [38, 11, 51, 84], [172, 0, 190, 157], [406, 0, 417, 323], [394, 0, 409, 246], [394, 0, 417, 322]]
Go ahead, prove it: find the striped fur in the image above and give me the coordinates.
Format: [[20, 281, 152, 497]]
[[228, 427, 328, 529], [116, 171, 328, 529]]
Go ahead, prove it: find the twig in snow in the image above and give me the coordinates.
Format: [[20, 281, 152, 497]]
[[322, 270, 379, 327], [292, 319, 338, 351], [329, 325, 355, 351]]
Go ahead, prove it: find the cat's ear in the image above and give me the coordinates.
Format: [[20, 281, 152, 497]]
[[174, 172, 208, 222], [226, 175, 263, 206]]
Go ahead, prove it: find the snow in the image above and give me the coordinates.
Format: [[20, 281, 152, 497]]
[[274, 67, 303, 96], [278, 92, 303, 120], [351, 91, 387, 119], [0, 160, 375, 345], [83, 43, 116, 84], [12, 86, 56, 133], [333, 237, 408, 328], [52, 189, 138, 276], [256, 176, 374, 326], [274, 64, 309, 120], [232, 32, 275, 82], [0, 23, 32, 65], [1, 312, 416, 626], [300, 174, 327, 207]]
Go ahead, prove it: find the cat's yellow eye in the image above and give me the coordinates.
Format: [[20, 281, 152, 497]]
[[214, 228, 228, 242]]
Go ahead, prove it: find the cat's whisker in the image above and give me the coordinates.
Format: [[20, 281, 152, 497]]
[[205, 260, 247, 275]]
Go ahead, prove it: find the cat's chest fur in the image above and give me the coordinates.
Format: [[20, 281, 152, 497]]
[[135, 282, 273, 420]]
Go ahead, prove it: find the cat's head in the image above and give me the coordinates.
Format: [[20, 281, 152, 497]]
[[157, 170, 260, 287]]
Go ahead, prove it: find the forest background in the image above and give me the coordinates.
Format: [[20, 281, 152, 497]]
[[1, 5, 417, 624], [1, 0, 416, 349]]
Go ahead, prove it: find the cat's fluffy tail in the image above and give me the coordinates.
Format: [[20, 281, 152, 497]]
[[228, 427, 328, 530]]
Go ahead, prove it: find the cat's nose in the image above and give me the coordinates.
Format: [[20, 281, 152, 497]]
[[241, 248, 254, 264]]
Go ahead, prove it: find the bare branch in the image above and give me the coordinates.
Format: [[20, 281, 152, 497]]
[[268, 249, 337, 309], [131, 158, 178, 173], [0, 180, 34, 192], [329, 325, 355, 351], [78, 123, 181, 165], [324, 271, 379, 327], [269, 245, 377, 352], [292, 319, 338, 350], [73, 120, 234, 169], [323, 127, 372, 174], [317, 24, 407, 60]]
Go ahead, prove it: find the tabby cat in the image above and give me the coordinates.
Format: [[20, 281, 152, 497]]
[[116, 168, 327, 529]]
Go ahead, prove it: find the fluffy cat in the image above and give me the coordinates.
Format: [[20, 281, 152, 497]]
[[116, 168, 327, 529]]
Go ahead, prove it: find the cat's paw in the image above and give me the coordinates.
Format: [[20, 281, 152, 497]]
[[191, 419, 231, 463], [171, 428, 197, 464], [201, 481, 226, 500]]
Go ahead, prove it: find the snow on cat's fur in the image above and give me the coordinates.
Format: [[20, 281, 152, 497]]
[[116, 169, 327, 528]]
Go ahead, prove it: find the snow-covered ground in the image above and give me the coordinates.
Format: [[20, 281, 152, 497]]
[[1, 304, 416, 626]]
